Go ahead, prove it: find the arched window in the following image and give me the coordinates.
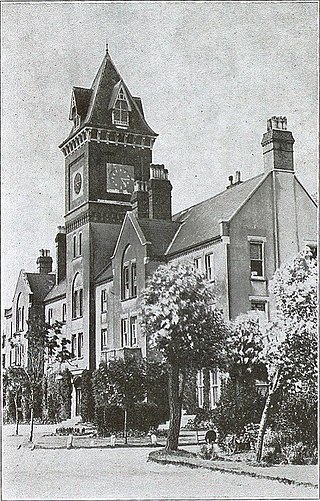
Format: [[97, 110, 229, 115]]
[[112, 85, 130, 126], [72, 273, 83, 319], [121, 246, 137, 300], [16, 294, 24, 332]]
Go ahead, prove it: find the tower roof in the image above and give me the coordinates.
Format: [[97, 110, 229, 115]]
[[65, 48, 157, 141]]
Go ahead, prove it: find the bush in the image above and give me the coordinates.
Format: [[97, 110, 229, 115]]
[[211, 378, 265, 439], [94, 405, 124, 437], [129, 402, 162, 432]]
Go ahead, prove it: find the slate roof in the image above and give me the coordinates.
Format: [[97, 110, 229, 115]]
[[167, 173, 265, 256], [62, 51, 157, 143], [137, 219, 181, 258], [72, 87, 92, 118], [45, 279, 66, 302], [95, 262, 113, 284], [26, 273, 56, 303]]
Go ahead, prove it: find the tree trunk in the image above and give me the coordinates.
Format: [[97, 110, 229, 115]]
[[166, 365, 185, 451], [14, 395, 19, 436], [29, 388, 34, 442], [124, 407, 128, 445], [255, 371, 280, 463]]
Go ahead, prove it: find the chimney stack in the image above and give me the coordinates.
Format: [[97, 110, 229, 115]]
[[37, 249, 52, 274], [55, 226, 66, 284], [227, 175, 233, 189], [148, 164, 172, 220], [131, 181, 149, 219], [261, 116, 295, 173]]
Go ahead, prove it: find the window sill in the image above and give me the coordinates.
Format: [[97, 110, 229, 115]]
[[71, 316, 83, 321], [72, 255, 82, 261], [250, 276, 266, 282], [120, 295, 137, 303]]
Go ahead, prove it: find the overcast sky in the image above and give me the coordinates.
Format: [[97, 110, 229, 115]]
[[1, 1, 318, 308]]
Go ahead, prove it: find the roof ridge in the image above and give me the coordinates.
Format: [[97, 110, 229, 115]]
[[173, 172, 265, 219]]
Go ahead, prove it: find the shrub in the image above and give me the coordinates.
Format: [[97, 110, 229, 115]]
[[211, 377, 265, 438]]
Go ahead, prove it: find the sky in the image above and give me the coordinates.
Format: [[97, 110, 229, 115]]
[[1, 1, 318, 308]]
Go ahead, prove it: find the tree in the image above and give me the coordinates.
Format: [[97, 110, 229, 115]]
[[255, 250, 317, 462], [92, 358, 146, 442], [23, 316, 71, 441], [3, 367, 27, 435], [141, 262, 227, 451]]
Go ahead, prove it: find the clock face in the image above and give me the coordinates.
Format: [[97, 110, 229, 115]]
[[106, 163, 134, 193], [74, 172, 82, 194]]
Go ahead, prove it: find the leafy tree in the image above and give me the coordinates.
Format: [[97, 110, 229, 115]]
[[93, 358, 146, 442], [255, 250, 317, 462], [145, 360, 169, 424], [9, 316, 72, 441], [3, 367, 27, 435], [141, 263, 227, 451]]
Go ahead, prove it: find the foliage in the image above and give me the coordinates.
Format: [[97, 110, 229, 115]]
[[81, 370, 95, 423], [92, 358, 147, 439], [226, 312, 266, 381], [145, 360, 170, 423], [211, 378, 265, 439], [59, 369, 72, 421], [255, 250, 318, 462], [141, 262, 227, 450], [129, 402, 162, 432]]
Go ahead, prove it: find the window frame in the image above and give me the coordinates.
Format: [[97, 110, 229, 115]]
[[131, 262, 137, 298], [101, 329, 108, 351], [121, 318, 129, 347], [62, 303, 67, 323], [122, 263, 130, 300], [205, 253, 214, 281], [130, 316, 137, 346], [101, 289, 108, 313], [248, 237, 266, 280], [77, 332, 83, 358]]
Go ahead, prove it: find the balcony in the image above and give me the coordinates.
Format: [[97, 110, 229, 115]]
[[100, 347, 142, 364]]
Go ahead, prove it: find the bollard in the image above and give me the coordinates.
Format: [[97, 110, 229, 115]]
[[67, 433, 73, 449], [151, 433, 157, 446], [110, 433, 116, 447]]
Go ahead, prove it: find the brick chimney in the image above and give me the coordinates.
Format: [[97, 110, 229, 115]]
[[148, 164, 172, 220], [131, 181, 149, 219], [37, 249, 52, 274], [261, 116, 295, 173], [55, 226, 66, 284]]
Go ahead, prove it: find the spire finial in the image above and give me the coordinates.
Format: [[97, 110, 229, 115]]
[[106, 40, 109, 54]]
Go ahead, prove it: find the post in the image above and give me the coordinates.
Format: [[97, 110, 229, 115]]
[[124, 407, 128, 445]]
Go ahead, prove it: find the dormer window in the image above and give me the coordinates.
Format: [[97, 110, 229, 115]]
[[69, 92, 81, 130], [109, 82, 131, 127]]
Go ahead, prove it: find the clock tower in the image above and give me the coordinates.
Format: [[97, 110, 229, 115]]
[[59, 46, 157, 371]]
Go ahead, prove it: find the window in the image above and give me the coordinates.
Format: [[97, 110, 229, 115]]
[[73, 235, 77, 258], [2, 354, 5, 369], [194, 257, 201, 271], [16, 294, 24, 331], [130, 316, 137, 346], [209, 370, 219, 409], [101, 329, 108, 350], [131, 262, 137, 297], [101, 289, 108, 312], [205, 253, 214, 281], [197, 370, 204, 408], [251, 302, 266, 312], [250, 242, 264, 278], [72, 274, 83, 319], [121, 318, 129, 347], [71, 334, 77, 358], [48, 308, 53, 325], [62, 303, 67, 323], [122, 264, 130, 300], [78, 232, 82, 255], [78, 332, 83, 358], [113, 87, 129, 126]]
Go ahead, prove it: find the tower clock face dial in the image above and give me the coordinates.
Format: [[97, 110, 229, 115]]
[[74, 172, 82, 194], [106, 163, 134, 193]]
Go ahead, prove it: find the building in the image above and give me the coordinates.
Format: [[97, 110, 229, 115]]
[[3, 47, 317, 417]]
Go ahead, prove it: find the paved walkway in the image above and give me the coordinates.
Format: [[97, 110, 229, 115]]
[[151, 446, 318, 488]]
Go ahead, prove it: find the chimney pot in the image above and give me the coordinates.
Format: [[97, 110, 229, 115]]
[[37, 249, 52, 274]]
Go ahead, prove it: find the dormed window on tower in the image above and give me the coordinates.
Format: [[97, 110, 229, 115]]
[[109, 82, 132, 127]]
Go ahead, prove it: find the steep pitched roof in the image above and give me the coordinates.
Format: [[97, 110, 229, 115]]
[[72, 87, 92, 118], [64, 50, 157, 141], [137, 218, 181, 258], [26, 273, 56, 303], [45, 279, 66, 302], [167, 173, 265, 256], [95, 262, 113, 285]]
